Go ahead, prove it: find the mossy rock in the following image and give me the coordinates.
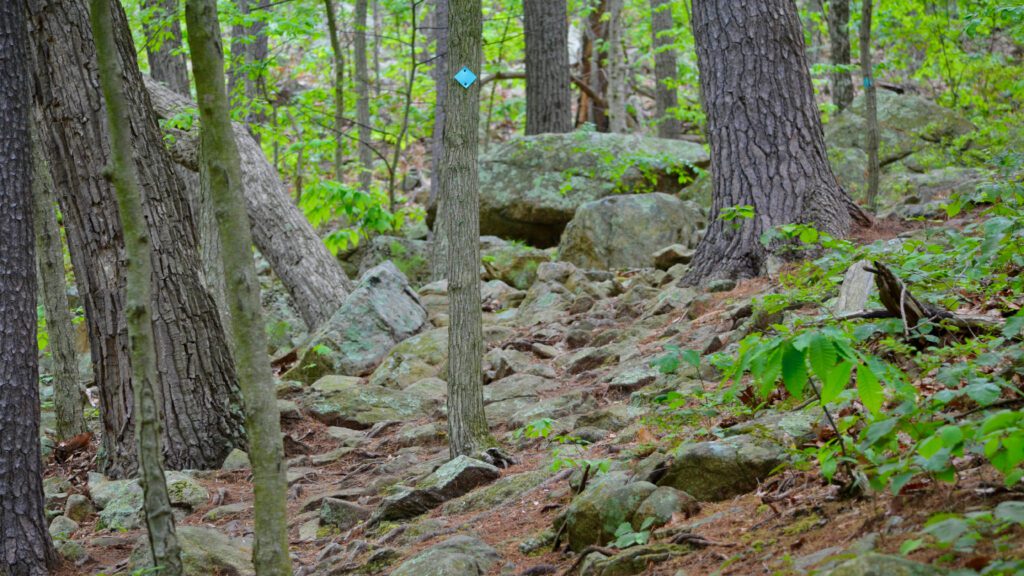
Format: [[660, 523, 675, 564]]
[[130, 526, 254, 576]]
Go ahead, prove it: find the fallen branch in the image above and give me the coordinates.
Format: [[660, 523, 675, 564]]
[[559, 546, 619, 576]]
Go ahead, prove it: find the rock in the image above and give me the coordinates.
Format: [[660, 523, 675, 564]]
[[481, 280, 527, 311], [259, 265, 308, 353], [481, 240, 552, 290], [89, 473, 144, 530], [221, 448, 252, 471], [203, 502, 249, 521], [343, 236, 431, 288], [372, 457, 501, 523], [369, 327, 448, 389], [657, 434, 785, 501], [55, 540, 88, 564], [320, 498, 371, 531], [284, 262, 428, 382], [49, 515, 79, 540], [305, 375, 435, 429], [653, 244, 695, 270], [471, 133, 709, 247], [834, 260, 875, 314], [824, 553, 946, 575], [706, 278, 736, 293], [131, 526, 254, 576], [276, 399, 302, 420], [633, 487, 700, 527], [583, 543, 692, 576], [443, 470, 548, 515], [879, 167, 985, 216], [43, 476, 72, 500], [164, 471, 209, 510], [575, 405, 644, 432], [559, 193, 705, 270], [605, 365, 661, 393], [64, 494, 95, 523], [390, 535, 501, 576], [563, 472, 658, 552]]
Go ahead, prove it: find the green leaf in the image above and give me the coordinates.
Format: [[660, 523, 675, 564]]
[[964, 380, 1002, 406], [899, 538, 924, 555], [994, 501, 1024, 524], [938, 425, 964, 448], [781, 342, 808, 398], [821, 359, 853, 405], [856, 364, 884, 415], [1003, 311, 1024, 339], [807, 333, 837, 386], [923, 517, 970, 544]]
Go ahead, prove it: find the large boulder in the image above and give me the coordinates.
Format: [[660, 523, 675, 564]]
[[559, 193, 705, 270], [471, 133, 709, 247], [390, 535, 500, 576], [130, 526, 254, 576], [284, 262, 428, 382], [369, 327, 448, 389], [304, 375, 438, 429], [480, 238, 552, 290], [562, 472, 657, 552], [371, 456, 501, 523], [657, 434, 785, 501]]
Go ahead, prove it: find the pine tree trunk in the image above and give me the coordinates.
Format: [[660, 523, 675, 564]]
[[185, 2, 292, 574], [860, 0, 880, 210], [27, 0, 245, 478], [606, 0, 628, 133], [443, 0, 491, 458], [523, 0, 572, 135], [90, 2, 184, 572], [325, 0, 346, 178], [429, 0, 450, 282], [0, 3, 59, 573], [31, 126, 88, 442], [683, 0, 854, 284], [355, 0, 374, 191], [145, 77, 355, 330], [141, 0, 190, 95], [650, 0, 682, 139], [229, 0, 269, 136], [827, 0, 854, 111]]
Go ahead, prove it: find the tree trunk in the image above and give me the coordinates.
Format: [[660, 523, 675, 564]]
[[579, 1, 610, 131], [229, 0, 269, 136], [428, 0, 450, 282], [27, 0, 245, 478], [141, 0, 190, 95], [145, 77, 354, 330], [90, 2, 184, 573], [650, 0, 682, 139], [683, 0, 855, 284], [826, 0, 854, 111], [185, 2, 292, 574], [444, 0, 491, 458], [355, 0, 374, 191], [606, 0, 628, 133], [325, 0, 346, 178], [523, 0, 572, 135], [860, 0, 880, 210], [31, 125, 88, 442], [0, 3, 59, 573]]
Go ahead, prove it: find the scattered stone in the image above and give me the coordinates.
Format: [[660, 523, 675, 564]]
[[64, 494, 94, 523], [559, 194, 705, 270], [481, 241, 552, 290], [582, 543, 692, 576], [706, 278, 736, 293], [49, 515, 79, 540], [657, 434, 785, 501], [562, 471, 657, 552], [443, 470, 549, 515], [130, 526, 254, 576], [634, 487, 700, 527], [221, 448, 252, 471], [320, 498, 371, 531], [824, 553, 945, 575], [55, 540, 88, 564], [369, 327, 448, 389], [653, 244, 695, 270], [342, 235, 431, 288], [203, 502, 249, 521], [531, 343, 559, 359], [390, 535, 500, 576], [284, 262, 429, 382], [305, 375, 434, 429], [164, 471, 209, 510], [372, 457, 501, 524]]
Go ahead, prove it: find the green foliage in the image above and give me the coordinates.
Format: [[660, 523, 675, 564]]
[[609, 517, 656, 549], [515, 418, 610, 476]]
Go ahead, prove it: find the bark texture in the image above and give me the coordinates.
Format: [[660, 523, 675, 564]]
[[578, 0, 609, 131], [650, 0, 682, 139], [606, 0, 627, 133], [325, 0, 346, 177], [141, 0, 190, 95], [0, 3, 58, 573], [860, 0, 881, 209], [90, 1, 184, 572], [229, 0, 269, 133], [683, 0, 853, 284], [523, 0, 572, 135], [827, 0, 854, 111], [31, 126, 88, 442], [145, 77, 354, 329], [443, 0, 491, 458], [428, 0, 450, 282], [355, 0, 374, 191], [185, 1, 292, 573], [27, 0, 245, 478]]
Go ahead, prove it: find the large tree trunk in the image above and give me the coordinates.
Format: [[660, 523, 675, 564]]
[[144, 77, 354, 329], [444, 0, 491, 458], [826, 0, 854, 111], [31, 125, 88, 442], [606, 0, 628, 133], [229, 0, 269, 136], [141, 0, 190, 95], [683, 0, 855, 284], [0, 3, 59, 573], [90, 1, 184, 572], [355, 0, 374, 191], [27, 0, 245, 478], [428, 0, 450, 282], [860, 0, 880, 210], [523, 0, 572, 135], [579, 0, 610, 131], [185, 1, 292, 573], [650, 0, 682, 139]]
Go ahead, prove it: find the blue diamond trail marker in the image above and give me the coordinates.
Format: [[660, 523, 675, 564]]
[[455, 66, 477, 89]]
